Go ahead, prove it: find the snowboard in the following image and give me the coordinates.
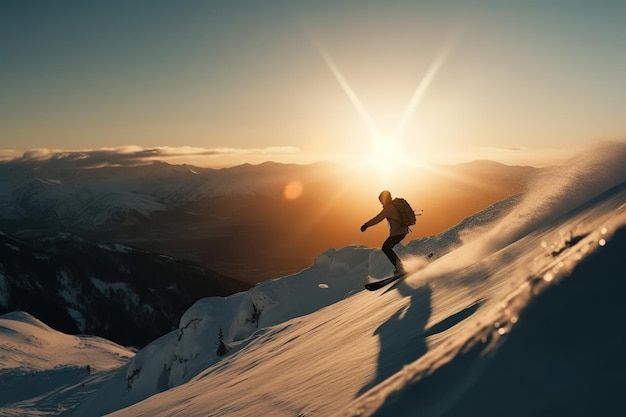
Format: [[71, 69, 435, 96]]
[[365, 272, 406, 291]]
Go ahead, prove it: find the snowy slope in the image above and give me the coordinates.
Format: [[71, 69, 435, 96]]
[[0, 312, 133, 416], [63, 142, 626, 417], [2, 142, 625, 416]]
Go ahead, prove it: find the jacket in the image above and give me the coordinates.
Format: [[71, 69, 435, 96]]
[[364, 202, 410, 237]]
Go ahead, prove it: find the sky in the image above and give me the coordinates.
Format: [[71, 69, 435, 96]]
[[1, 0, 625, 168]]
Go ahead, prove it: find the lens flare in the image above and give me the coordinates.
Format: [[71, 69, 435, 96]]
[[393, 37, 456, 142], [310, 31, 456, 176], [310, 37, 382, 142], [283, 180, 304, 200]]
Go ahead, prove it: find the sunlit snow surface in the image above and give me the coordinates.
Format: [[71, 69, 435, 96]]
[[2, 142, 626, 417], [0, 312, 133, 416]]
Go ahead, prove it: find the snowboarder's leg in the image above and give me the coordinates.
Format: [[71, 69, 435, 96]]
[[382, 234, 406, 274]]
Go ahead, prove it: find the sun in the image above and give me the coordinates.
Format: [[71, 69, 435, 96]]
[[366, 138, 404, 172], [312, 33, 455, 185], [355, 136, 423, 189]]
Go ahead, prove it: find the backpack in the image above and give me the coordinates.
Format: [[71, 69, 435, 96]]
[[392, 198, 416, 226]]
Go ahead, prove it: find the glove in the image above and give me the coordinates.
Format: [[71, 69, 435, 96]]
[[360, 223, 368, 232]]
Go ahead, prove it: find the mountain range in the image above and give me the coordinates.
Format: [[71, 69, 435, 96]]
[[0, 231, 249, 347], [0, 158, 539, 283]]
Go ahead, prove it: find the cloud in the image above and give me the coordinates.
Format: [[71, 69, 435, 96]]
[[3, 146, 301, 168], [210, 146, 301, 155], [0, 149, 21, 161]]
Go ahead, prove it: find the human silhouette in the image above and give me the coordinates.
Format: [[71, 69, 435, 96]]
[[361, 190, 410, 275]]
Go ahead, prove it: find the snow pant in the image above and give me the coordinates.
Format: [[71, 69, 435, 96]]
[[382, 234, 406, 270]]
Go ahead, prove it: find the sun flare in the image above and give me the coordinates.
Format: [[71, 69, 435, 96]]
[[366, 138, 404, 172], [312, 33, 455, 187]]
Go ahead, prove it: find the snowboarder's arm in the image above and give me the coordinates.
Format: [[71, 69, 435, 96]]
[[363, 206, 390, 229]]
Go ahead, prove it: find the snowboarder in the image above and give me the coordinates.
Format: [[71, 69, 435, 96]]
[[360, 190, 409, 276]]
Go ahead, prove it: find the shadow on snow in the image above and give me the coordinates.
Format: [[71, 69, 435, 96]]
[[359, 282, 484, 397]]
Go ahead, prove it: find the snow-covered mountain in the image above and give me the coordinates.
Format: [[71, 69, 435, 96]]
[[0, 159, 535, 232], [0, 232, 249, 347], [0, 160, 333, 230], [1, 141, 625, 416], [0, 311, 134, 416]]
